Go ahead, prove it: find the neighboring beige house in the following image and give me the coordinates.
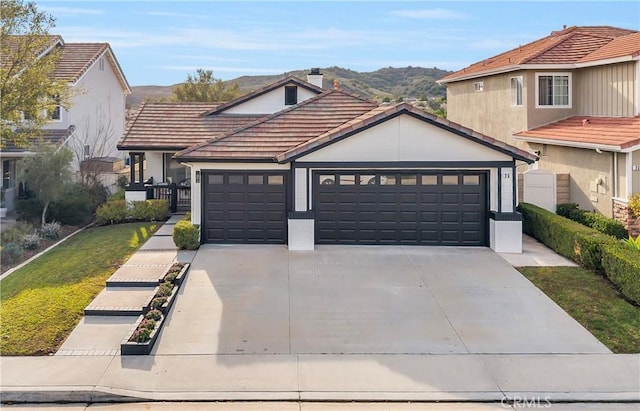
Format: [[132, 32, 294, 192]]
[[1, 35, 130, 211], [438, 26, 639, 232], [120, 71, 536, 252]]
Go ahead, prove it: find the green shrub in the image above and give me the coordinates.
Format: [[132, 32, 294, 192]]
[[130, 328, 151, 343], [146, 200, 170, 221], [1, 243, 23, 264], [519, 202, 640, 304], [556, 202, 627, 239], [130, 200, 151, 221], [16, 198, 43, 224], [95, 200, 128, 225], [150, 297, 167, 310], [584, 212, 628, 239], [556, 203, 579, 217], [40, 221, 61, 239], [21, 233, 40, 250], [155, 281, 174, 298], [145, 309, 162, 321], [139, 318, 157, 331], [601, 242, 640, 305], [172, 219, 200, 250]]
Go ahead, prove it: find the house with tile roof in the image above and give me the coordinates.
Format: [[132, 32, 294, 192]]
[[1, 35, 130, 212], [438, 26, 640, 233], [120, 70, 537, 252]]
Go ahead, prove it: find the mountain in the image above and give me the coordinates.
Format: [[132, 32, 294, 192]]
[[126, 66, 452, 108]]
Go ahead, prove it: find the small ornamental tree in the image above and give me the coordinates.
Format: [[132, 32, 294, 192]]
[[172, 69, 240, 102], [1, 0, 73, 148], [21, 143, 73, 225]]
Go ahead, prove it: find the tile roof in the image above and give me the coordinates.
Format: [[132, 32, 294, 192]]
[[440, 26, 638, 82], [203, 75, 324, 115], [51, 43, 108, 82], [277, 103, 537, 163], [175, 90, 379, 161], [1, 126, 75, 153], [514, 116, 640, 150], [1, 35, 130, 92], [0, 35, 62, 70], [118, 102, 265, 150], [173, 93, 536, 164]]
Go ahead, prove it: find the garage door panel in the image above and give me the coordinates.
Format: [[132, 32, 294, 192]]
[[316, 171, 486, 246], [204, 172, 287, 243]]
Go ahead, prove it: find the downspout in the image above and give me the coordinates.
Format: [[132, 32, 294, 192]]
[[613, 152, 618, 199]]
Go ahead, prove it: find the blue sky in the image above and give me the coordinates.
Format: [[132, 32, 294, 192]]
[[35, 1, 640, 86]]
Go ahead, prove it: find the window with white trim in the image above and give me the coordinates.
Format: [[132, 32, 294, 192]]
[[510, 76, 523, 106], [474, 81, 484, 92], [536, 73, 571, 107]]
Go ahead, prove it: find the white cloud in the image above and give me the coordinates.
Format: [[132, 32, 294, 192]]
[[390, 9, 466, 20], [40, 6, 104, 17]]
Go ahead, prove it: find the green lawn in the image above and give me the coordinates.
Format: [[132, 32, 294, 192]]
[[0, 222, 158, 355], [518, 266, 640, 353]]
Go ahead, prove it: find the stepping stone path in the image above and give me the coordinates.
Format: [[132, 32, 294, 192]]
[[56, 215, 195, 356]]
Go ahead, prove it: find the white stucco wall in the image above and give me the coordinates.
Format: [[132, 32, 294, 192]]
[[45, 52, 127, 171], [298, 115, 514, 163], [225, 86, 318, 114]]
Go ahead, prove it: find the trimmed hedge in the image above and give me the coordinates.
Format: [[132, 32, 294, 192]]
[[556, 202, 628, 239], [172, 218, 200, 250], [95, 200, 169, 225], [601, 242, 640, 304], [519, 202, 640, 304]]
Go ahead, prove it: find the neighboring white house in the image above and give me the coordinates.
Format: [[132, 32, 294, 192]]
[[1, 36, 130, 212], [120, 72, 537, 252]]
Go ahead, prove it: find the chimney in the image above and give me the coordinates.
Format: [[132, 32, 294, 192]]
[[307, 68, 323, 88]]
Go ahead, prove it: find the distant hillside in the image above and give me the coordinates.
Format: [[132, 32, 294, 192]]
[[127, 66, 452, 109]]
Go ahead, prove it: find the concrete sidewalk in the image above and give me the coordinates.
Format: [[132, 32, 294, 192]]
[[1, 353, 639, 402]]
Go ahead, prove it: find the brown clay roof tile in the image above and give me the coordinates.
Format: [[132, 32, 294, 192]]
[[514, 116, 640, 149], [440, 26, 638, 82], [118, 102, 264, 150]]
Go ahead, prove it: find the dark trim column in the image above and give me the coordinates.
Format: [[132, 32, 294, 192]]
[[126, 152, 146, 191]]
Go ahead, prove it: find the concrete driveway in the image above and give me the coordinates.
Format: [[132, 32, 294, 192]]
[[154, 245, 608, 355]]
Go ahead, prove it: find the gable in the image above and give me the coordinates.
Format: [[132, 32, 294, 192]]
[[297, 114, 514, 163], [224, 84, 319, 115]]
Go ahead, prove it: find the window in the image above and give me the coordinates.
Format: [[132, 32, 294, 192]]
[[510, 76, 523, 106], [208, 175, 223, 185], [536, 73, 571, 107], [474, 81, 484, 92], [285, 86, 297, 105], [3, 159, 16, 189], [83, 145, 91, 160], [163, 153, 189, 185], [442, 175, 459, 185], [248, 175, 263, 185], [49, 105, 61, 121], [267, 175, 284, 185]]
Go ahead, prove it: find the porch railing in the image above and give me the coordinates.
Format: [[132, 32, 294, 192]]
[[147, 184, 191, 213]]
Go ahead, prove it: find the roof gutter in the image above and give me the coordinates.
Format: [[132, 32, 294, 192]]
[[513, 135, 623, 152]]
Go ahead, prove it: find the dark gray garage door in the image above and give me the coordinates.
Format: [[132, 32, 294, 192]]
[[203, 172, 287, 243], [314, 171, 487, 245]]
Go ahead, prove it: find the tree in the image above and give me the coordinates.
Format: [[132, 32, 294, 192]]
[[1, 0, 72, 148], [172, 69, 240, 102], [21, 143, 73, 225]]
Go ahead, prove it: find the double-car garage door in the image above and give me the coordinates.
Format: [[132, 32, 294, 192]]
[[203, 170, 487, 246], [314, 171, 487, 246]]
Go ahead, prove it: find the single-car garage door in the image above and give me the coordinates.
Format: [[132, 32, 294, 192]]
[[203, 172, 287, 243], [314, 171, 487, 245]]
